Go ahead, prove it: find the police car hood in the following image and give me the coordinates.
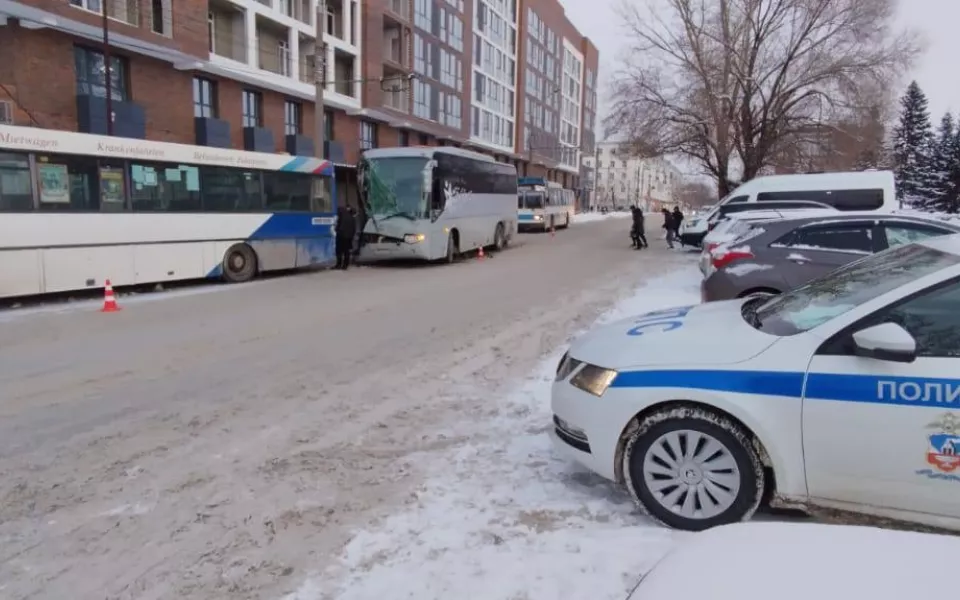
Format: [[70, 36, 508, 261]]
[[569, 301, 778, 370]]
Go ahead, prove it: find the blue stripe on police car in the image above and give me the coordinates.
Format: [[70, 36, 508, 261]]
[[609, 369, 960, 408]]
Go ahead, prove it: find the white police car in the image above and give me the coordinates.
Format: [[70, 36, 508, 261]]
[[551, 234, 960, 532]]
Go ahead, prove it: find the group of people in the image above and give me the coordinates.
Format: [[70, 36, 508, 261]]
[[629, 205, 685, 250]]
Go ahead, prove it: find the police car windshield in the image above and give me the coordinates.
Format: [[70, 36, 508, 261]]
[[749, 243, 960, 335]]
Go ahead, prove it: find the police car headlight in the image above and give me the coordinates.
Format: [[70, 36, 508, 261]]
[[403, 233, 425, 243], [556, 351, 582, 381], [569, 364, 618, 397]]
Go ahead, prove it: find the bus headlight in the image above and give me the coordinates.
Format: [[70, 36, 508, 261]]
[[569, 364, 618, 397], [533, 215, 543, 221], [403, 234, 425, 243]]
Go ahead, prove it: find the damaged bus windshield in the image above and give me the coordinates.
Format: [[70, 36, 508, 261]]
[[358, 155, 431, 220]]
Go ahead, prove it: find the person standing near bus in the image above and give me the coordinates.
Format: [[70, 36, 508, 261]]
[[335, 206, 357, 270]]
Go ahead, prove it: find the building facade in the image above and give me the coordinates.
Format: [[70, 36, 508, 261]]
[[582, 142, 683, 211], [0, 0, 597, 195]]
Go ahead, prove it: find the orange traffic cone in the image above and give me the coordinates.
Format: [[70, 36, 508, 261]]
[[101, 279, 121, 312], [478, 246, 485, 259]]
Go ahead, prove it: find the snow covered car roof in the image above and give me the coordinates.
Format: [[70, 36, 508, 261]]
[[628, 522, 960, 600]]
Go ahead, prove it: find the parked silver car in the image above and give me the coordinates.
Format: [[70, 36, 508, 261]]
[[700, 213, 960, 301]]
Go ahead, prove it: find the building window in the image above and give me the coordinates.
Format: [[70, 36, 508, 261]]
[[324, 110, 334, 140], [151, 0, 166, 34], [69, 0, 102, 12], [284, 100, 302, 135], [193, 78, 217, 118], [74, 46, 128, 101], [242, 90, 263, 127], [399, 130, 409, 146], [360, 121, 378, 150], [208, 12, 215, 52]]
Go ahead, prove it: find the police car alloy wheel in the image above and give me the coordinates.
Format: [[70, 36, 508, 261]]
[[623, 406, 765, 531]]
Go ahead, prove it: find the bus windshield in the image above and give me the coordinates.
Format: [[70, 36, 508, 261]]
[[359, 156, 429, 220], [520, 191, 545, 209]]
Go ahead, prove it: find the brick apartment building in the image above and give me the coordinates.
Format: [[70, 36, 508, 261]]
[[0, 0, 598, 201]]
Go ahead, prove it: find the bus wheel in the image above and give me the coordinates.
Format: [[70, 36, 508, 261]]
[[493, 222, 506, 251], [444, 232, 459, 263], [222, 243, 258, 283]]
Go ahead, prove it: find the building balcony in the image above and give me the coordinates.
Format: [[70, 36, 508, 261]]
[[255, 0, 313, 25], [76, 94, 145, 139], [382, 88, 409, 113], [382, 24, 409, 69], [244, 126, 275, 152], [256, 18, 292, 76], [209, 1, 247, 63], [384, 0, 410, 22], [195, 117, 232, 148]]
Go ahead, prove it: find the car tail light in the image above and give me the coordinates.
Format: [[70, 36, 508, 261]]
[[706, 242, 719, 253], [712, 249, 754, 269]]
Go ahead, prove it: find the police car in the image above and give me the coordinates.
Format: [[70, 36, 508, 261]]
[[551, 234, 960, 532]]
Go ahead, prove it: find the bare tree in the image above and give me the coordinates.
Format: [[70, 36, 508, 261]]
[[605, 0, 921, 197], [676, 180, 718, 207]]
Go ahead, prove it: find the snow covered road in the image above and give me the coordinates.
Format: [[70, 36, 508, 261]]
[[0, 217, 686, 599], [286, 267, 703, 600]]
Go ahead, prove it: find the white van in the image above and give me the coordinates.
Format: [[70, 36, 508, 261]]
[[679, 170, 897, 246]]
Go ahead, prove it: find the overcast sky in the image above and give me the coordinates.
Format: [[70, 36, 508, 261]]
[[563, 0, 960, 125]]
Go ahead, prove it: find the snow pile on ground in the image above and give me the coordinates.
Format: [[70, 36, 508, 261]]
[[285, 265, 703, 600], [572, 211, 632, 224], [629, 521, 960, 599]]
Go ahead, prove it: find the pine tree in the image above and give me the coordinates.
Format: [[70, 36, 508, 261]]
[[929, 113, 956, 211], [892, 81, 937, 208], [945, 125, 960, 213]]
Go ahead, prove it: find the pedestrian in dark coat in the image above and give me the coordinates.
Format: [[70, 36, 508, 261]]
[[672, 206, 685, 246], [631, 206, 648, 249], [335, 206, 357, 270], [661, 208, 675, 248]]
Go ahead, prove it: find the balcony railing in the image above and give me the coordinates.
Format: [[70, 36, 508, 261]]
[[383, 90, 409, 112]]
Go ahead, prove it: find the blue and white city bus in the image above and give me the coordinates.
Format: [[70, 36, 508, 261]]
[[517, 176, 575, 231], [0, 124, 336, 298]]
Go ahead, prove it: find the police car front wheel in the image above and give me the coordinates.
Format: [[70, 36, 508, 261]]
[[623, 406, 765, 531]]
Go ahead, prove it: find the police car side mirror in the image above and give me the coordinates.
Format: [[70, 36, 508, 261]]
[[851, 323, 917, 363]]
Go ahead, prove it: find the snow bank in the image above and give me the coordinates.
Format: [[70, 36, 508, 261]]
[[286, 264, 703, 600], [572, 211, 633, 223], [630, 521, 960, 599]]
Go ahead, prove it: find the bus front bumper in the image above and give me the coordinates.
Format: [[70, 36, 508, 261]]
[[360, 241, 432, 261], [518, 218, 547, 231]]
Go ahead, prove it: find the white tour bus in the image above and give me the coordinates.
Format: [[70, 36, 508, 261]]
[[517, 177, 575, 231], [358, 146, 518, 262], [0, 124, 336, 299], [679, 170, 897, 246]]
